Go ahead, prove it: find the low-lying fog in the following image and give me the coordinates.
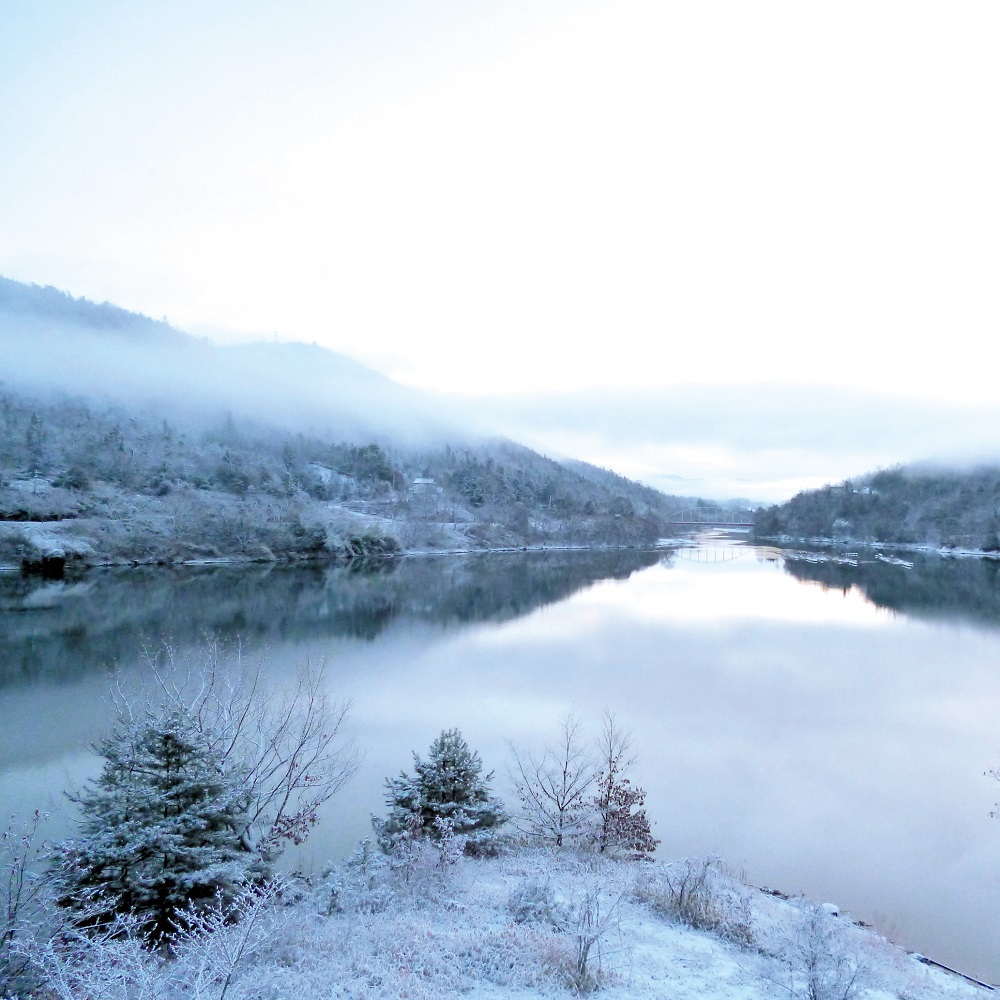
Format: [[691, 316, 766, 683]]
[[5, 279, 1000, 503]]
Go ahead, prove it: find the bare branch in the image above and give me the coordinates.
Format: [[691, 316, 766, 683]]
[[117, 639, 361, 860], [509, 714, 596, 847]]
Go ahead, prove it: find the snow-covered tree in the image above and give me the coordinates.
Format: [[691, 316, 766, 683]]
[[592, 713, 658, 859], [49, 643, 359, 946], [52, 708, 258, 943], [1, 809, 47, 995], [509, 714, 596, 847], [373, 729, 507, 855], [136, 642, 359, 864]]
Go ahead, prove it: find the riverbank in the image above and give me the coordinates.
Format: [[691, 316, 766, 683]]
[[0, 506, 675, 579], [20, 844, 988, 999], [0, 469, 676, 578], [755, 533, 1000, 563]]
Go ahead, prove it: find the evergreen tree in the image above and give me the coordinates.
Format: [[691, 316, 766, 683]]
[[373, 728, 507, 855], [52, 708, 260, 943]]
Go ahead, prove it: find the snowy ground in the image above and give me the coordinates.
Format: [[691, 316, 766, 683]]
[[35, 845, 989, 999]]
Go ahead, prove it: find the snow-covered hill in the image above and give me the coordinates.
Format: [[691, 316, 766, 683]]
[[36, 846, 989, 999]]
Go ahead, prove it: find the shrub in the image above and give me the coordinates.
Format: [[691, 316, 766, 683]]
[[1, 810, 47, 995], [633, 856, 755, 947], [778, 902, 866, 1000], [507, 876, 567, 928]]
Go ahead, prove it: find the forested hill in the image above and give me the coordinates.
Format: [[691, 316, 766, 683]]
[[0, 278, 698, 569], [0, 275, 178, 339], [0, 277, 456, 444], [753, 464, 1000, 550]]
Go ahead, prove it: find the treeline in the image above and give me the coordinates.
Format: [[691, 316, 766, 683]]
[[754, 464, 1000, 549], [0, 275, 178, 338], [0, 384, 686, 569]]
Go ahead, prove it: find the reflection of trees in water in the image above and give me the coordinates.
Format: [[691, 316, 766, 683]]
[[0, 549, 663, 686], [784, 554, 1000, 627]]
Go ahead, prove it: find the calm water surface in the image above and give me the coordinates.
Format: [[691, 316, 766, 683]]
[[2, 539, 999, 980]]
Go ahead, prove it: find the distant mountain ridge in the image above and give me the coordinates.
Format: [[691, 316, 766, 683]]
[[0, 276, 696, 569], [0, 276, 179, 339], [0, 275, 459, 444]]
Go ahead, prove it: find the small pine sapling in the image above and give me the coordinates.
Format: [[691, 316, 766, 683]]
[[373, 728, 507, 855]]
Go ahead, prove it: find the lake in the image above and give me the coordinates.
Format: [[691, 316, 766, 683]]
[[2, 537, 999, 981]]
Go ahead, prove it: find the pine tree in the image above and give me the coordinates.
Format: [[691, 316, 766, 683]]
[[373, 728, 507, 855], [52, 708, 260, 943]]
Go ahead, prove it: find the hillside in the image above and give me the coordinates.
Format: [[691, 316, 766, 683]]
[[0, 277, 456, 444], [753, 464, 1000, 550], [0, 279, 692, 571], [21, 844, 982, 999]]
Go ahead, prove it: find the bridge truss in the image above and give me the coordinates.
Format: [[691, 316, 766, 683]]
[[669, 506, 754, 527]]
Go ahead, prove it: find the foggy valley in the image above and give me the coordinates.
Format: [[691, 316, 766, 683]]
[[4, 3, 1000, 996]]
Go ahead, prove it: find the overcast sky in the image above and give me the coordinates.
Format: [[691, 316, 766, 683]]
[[2, 2, 999, 500]]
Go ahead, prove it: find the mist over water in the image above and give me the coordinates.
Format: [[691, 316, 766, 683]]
[[3, 542, 1000, 980]]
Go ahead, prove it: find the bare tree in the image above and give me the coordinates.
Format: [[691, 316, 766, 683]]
[[509, 714, 595, 847], [133, 640, 360, 862], [1, 809, 47, 995]]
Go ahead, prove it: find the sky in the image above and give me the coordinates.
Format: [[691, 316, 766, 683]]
[[2, 2, 999, 501]]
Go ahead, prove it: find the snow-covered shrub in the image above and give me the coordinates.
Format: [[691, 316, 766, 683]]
[[506, 875, 568, 927], [31, 910, 162, 1000], [373, 728, 508, 856], [633, 856, 755, 946], [323, 832, 460, 919], [321, 839, 394, 915], [558, 885, 624, 993], [778, 902, 867, 1000], [166, 880, 287, 1000]]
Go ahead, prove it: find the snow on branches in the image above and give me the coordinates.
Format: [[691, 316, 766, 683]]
[[373, 728, 508, 856], [50, 640, 359, 945], [510, 711, 659, 858]]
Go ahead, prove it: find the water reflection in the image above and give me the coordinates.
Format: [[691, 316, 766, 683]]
[[0, 548, 664, 687], [784, 551, 1000, 627], [3, 542, 1000, 981]]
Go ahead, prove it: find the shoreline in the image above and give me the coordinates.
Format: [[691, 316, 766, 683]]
[[753, 533, 1000, 562], [0, 537, 675, 579]]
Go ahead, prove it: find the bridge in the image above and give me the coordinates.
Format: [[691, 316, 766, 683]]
[[675, 544, 746, 563], [669, 506, 754, 528]]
